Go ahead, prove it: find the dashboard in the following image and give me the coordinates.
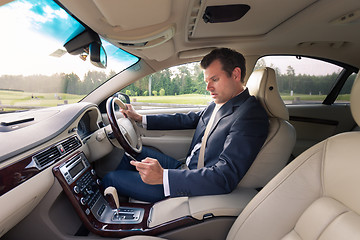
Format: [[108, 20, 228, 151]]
[[0, 101, 198, 238], [0, 102, 101, 163], [0, 102, 114, 237]]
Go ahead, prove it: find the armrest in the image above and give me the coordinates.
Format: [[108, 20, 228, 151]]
[[148, 197, 190, 228], [188, 187, 258, 220], [148, 188, 258, 227]]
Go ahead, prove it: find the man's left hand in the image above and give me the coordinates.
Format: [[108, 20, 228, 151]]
[[130, 158, 163, 185]]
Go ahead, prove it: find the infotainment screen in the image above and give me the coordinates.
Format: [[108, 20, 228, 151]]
[[69, 161, 85, 178]]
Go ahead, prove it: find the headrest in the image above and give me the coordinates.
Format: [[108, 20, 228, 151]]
[[350, 73, 360, 126], [246, 67, 289, 120]]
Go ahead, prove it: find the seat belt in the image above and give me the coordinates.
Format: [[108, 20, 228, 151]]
[[197, 104, 221, 168]]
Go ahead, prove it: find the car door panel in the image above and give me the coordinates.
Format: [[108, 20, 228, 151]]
[[288, 103, 356, 157], [140, 129, 194, 162], [137, 108, 200, 161]]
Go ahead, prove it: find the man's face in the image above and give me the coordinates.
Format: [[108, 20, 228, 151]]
[[204, 59, 243, 104]]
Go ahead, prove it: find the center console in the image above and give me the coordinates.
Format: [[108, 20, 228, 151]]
[[56, 152, 144, 225], [53, 152, 199, 238]]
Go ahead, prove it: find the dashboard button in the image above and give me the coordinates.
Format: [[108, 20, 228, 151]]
[[80, 197, 86, 206], [73, 186, 80, 194]]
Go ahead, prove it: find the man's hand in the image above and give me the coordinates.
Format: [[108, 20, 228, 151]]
[[130, 158, 164, 185], [121, 104, 142, 122]]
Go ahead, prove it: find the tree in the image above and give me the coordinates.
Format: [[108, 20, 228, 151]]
[[193, 64, 206, 94], [286, 65, 295, 76], [62, 73, 80, 94], [82, 71, 107, 94], [125, 90, 132, 96], [254, 58, 266, 70]]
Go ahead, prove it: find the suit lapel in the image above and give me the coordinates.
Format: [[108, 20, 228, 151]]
[[190, 89, 251, 150], [191, 103, 215, 147], [207, 89, 251, 138]]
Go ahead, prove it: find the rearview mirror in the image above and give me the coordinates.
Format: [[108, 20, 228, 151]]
[[64, 29, 98, 55], [64, 29, 107, 69], [90, 42, 107, 68]]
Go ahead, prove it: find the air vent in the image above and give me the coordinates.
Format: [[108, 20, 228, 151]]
[[62, 136, 81, 152], [187, 0, 202, 37], [33, 146, 61, 169], [32, 136, 82, 169]]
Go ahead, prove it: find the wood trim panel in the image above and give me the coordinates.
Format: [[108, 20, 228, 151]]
[[0, 156, 38, 197], [0, 136, 81, 197]]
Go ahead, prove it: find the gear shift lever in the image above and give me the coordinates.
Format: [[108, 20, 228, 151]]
[[104, 187, 144, 224], [104, 187, 120, 209]]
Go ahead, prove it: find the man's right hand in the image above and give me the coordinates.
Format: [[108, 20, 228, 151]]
[[121, 104, 142, 122], [130, 158, 164, 185]]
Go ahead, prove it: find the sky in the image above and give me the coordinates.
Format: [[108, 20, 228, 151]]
[[0, 0, 138, 78], [261, 56, 343, 76]]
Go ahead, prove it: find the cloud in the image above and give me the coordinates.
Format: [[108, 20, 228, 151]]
[[0, 0, 138, 79]]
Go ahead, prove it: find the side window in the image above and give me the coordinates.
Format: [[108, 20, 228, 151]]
[[254, 56, 344, 104], [122, 62, 210, 109]]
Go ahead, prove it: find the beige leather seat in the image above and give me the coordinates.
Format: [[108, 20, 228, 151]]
[[239, 67, 296, 188], [123, 72, 360, 239]]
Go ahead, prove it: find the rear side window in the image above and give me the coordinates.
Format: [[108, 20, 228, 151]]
[[254, 56, 344, 104]]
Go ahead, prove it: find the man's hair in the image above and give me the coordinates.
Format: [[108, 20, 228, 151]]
[[200, 48, 246, 83]]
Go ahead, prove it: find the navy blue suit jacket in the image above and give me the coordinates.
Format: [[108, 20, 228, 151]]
[[146, 89, 269, 198]]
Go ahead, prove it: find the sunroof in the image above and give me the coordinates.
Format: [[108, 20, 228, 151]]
[[203, 4, 250, 23]]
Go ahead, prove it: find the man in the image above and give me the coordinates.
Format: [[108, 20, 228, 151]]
[[102, 48, 269, 202]]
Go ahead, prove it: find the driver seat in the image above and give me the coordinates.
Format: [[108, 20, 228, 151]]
[[122, 69, 360, 239], [239, 67, 296, 188]]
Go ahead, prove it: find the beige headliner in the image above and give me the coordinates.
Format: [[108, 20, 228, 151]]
[[58, 0, 360, 72]]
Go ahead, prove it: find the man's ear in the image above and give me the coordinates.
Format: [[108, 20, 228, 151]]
[[232, 67, 242, 82]]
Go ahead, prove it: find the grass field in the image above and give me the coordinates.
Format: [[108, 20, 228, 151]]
[[0, 90, 83, 111], [0, 90, 351, 112], [130, 94, 212, 105]]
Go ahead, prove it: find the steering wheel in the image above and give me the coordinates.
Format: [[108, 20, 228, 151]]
[[106, 96, 142, 157]]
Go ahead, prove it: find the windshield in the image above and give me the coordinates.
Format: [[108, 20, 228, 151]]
[[0, 0, 139, 113]]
